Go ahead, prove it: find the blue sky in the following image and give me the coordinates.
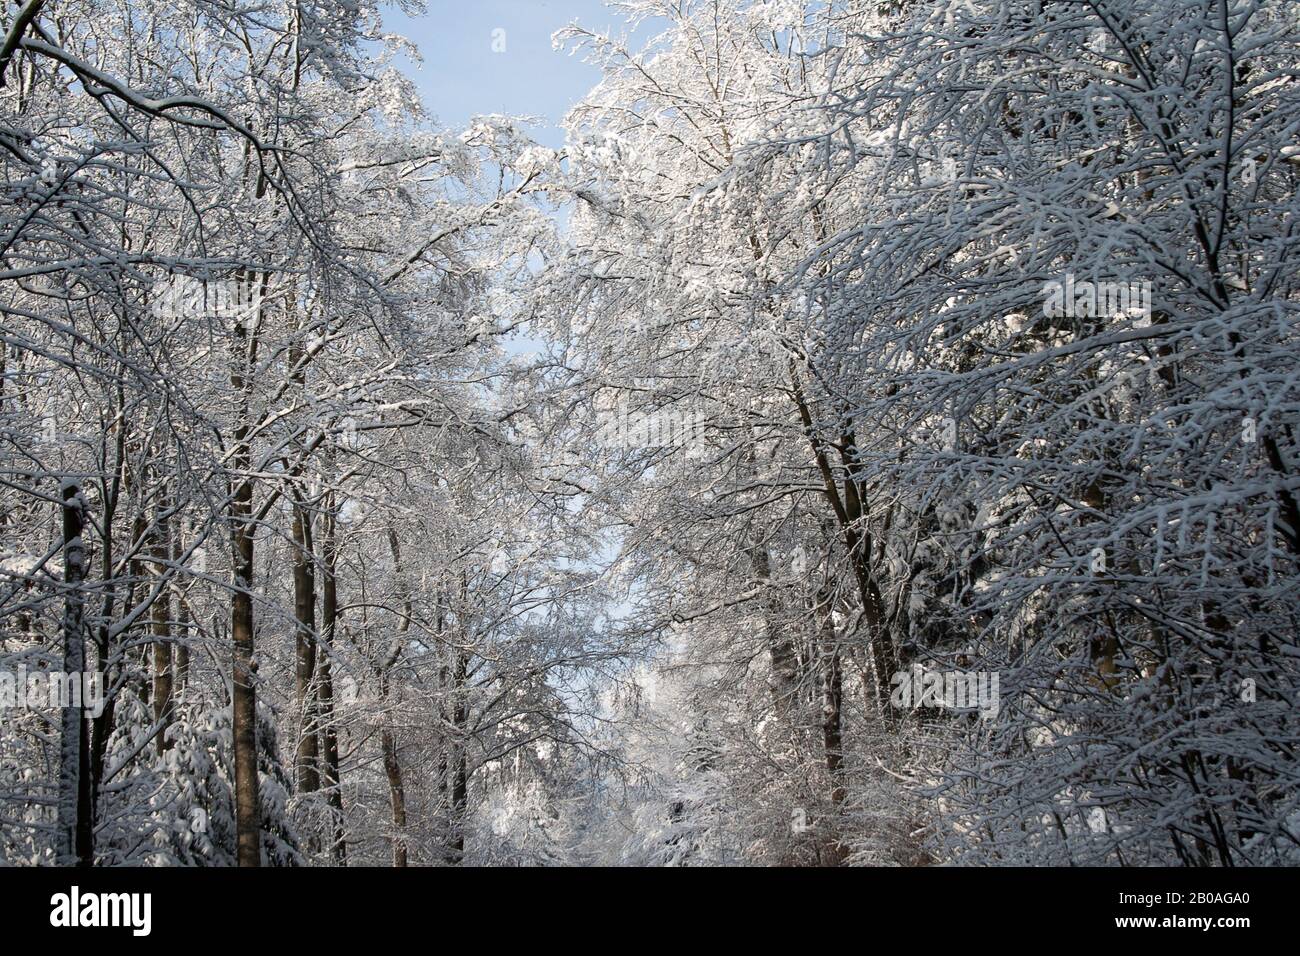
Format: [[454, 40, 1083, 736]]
[[381, 1, 626, 149]]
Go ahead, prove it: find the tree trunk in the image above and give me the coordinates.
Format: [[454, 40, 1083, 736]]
[[173, 520, 190, 696], [380, 678, 407, 867], [750, 541, 801, 722], [229, 264, 268, 868], [787, 363, 896, 714], [739, 445, 801, 724], [817, 586, 847, 808], [292, 504, 319, 793], [151, 497, 174, 756], [445, 647, 468, 865], [89, 404, 125, 854], [231, 507, 260, 866], [319, 502, 346, 864], [381, 526, 408, 866], [58, 482, 93, 866], [448, 744, 467, 864]]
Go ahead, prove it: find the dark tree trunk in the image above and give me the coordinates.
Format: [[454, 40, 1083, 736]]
[[788, 363, 896, 715], [319, 503, 346, 864], [817, 586, 847, 808], [380, 678, 408, 867], [59, 482, 93, 866], [292, 504, 319, 793], [445, 648, 468, 864], [749, 540, 801, 723], [173, 520, 190, 695], [151, 498, 174, 756], [381, 527, 409, 866], [228, 192, 270, 869], [230, 320, 261, 867], [231, 506, 260, 867]]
